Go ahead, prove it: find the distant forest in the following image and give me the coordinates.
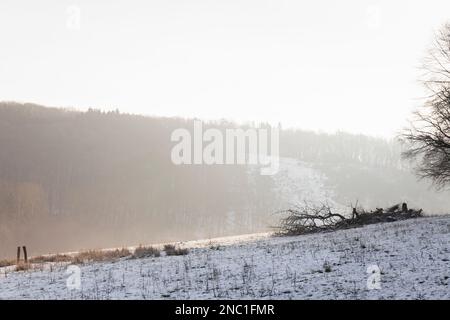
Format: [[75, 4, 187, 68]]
[[1, 102, 449, 258]]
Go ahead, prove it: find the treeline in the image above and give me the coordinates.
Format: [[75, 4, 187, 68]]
[[0, 102, 274, 257], [281, 129, 404, 169], [0, 102, 449, 258]]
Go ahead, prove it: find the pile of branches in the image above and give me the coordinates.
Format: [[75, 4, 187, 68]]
[[277, 202, 423, 236]]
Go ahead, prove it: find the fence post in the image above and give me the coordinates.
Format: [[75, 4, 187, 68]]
[[17, 246, 21, 264], [22, 246, 28, 263]]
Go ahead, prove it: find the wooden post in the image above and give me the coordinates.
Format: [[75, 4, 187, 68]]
[[17, 246, 21, 264], [22, 246, 28, 263], [352, 208, 358, 219], [402, 202, 408, 213]]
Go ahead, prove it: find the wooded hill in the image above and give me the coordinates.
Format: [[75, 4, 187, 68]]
[[1, 102, 449, 258]]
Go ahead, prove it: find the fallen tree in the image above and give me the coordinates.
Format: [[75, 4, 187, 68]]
[[276, 202, 423, 236]]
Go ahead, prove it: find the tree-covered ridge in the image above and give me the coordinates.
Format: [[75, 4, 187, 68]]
[[1, 102, 449, 258]]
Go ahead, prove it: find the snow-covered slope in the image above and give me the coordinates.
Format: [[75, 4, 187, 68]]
[[1, 216, 449, 300], [272, 157, 345, 211]]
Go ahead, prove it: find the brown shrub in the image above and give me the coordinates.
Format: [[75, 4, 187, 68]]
[[133, 245, 160, 258], [0, 259, 15, 268], [73, 248, 131, 264], [164, 244, 189, 256], [29, 254, 73, 264], [15, 262, 31, 272]]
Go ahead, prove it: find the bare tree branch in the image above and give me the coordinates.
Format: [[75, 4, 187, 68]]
[[401, 23, 450, 189]]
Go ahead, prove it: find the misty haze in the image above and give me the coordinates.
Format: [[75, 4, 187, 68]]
[[0, 0, 449, 304]]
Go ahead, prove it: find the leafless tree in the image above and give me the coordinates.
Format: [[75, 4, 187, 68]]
[[276, 202, 423, 236], [277, 202, 347, 235], [402, 23, 450, 189]]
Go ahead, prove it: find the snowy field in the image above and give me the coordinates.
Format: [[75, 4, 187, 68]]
[[1, 216, 449, 300]]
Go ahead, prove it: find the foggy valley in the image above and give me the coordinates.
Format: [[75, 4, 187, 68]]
[[1, 102, 449, 259]]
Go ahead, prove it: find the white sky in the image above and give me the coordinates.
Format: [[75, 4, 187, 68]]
[[0, 0, 449, 137]]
